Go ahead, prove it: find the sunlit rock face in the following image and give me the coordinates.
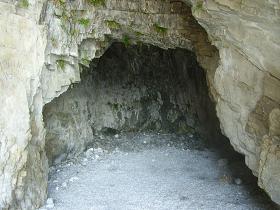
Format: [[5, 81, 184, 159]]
[[44, 43, 223, 165], [0, 0, 279, 209]]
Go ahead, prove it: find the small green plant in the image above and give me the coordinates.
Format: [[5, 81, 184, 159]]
[[122, 35, 131, 47], [153, 23, 168, 35], [105, 20, 120, 30], [78, 18, 91, 27], [51, 37, 58, 48], [53, 0, 66, 6], [87, 0, 106, 6], [80, 55, 91, 66], [193, 1, 204, 12], [56, 60, 66, 70], [135, 31, 144, 37], [18, 0, 29, 8]]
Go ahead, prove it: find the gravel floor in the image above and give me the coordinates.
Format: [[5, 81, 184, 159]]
[[40, 133, 277, 210]]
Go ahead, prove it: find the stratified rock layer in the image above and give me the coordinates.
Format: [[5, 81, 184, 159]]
[[0, 0, 279, 209]]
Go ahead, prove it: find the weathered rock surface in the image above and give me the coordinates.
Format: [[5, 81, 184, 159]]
[[0, 0, 279, 209], [187, 0, 280, 203]]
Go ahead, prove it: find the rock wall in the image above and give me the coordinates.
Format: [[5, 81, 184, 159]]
[[43, 43, 223, 165], [0, 1, 48, 209], [187, 0, 280, 202], [0, 0, 279, 209]]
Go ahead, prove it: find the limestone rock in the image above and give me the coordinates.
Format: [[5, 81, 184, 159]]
[[0, 0, 280, 208]]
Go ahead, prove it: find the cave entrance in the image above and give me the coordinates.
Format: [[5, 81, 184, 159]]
[[42, 43, 275, 209], [44, 42, 225, 164]]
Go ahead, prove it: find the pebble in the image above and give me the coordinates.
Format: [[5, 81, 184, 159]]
[[62, 182, 67, 188], [114, 134, 119, 138], [69, 176, 79, 182], [46, 198, 54, 209], [234, 178, 242, 185], [85, 150, 93, 158]]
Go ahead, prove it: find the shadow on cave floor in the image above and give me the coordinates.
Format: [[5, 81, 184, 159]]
[[41, 132, 278, 210]]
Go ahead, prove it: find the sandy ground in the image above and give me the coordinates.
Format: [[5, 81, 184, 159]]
[[40, 133, 277, 210]]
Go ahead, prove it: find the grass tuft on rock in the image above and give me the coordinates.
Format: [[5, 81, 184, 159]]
[[153, 23, 168, 35], [87, 0, 106, 6], [18, 0, 29, 8], [78, 18, 91, 27], [105, 20, 121, 30]]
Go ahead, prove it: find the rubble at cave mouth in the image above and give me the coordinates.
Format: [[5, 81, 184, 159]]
[[42, 133, 276, 210]]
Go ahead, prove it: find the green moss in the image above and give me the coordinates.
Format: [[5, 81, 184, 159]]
[[53, 0, 66, 6], [87, 0, 106, 6], [78, 18, 91, 27], [18, 0, 29, 8], [122, 35, 131, 48], [56, 60, 66, 70], [107, 102, 121, 111], [81, 57, 90, 66], [153, 23, 168, 35], [50, 37, 58, 48], [105, 20, 120, 30], [135, 31, 144, 37], [193, 1, 204, 12]]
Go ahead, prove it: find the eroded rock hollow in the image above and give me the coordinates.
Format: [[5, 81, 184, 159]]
[[0, 0, 279, 209], [44, 43, 224, 165]]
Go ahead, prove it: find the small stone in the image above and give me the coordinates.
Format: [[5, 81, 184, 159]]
[[143, 140, 147, 144], [69, 176, 79, 182], [55, 186, 59, 191], [46, 198, 54, 208], [85, 148, 94, 157], [219, 174, 232, 184], [114, 134, 119, 138], [62, 182, 67, 188], [234, 178, 242, 185]]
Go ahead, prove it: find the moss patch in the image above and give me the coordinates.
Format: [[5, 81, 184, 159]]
[[18, 0, 29, 8], [153, 23, 168, 35], [56, 60, 66, 70], [105, 20, 121, 30], [122, 35, 131, 48], [78, 18, 91, 27], [87, 0, 106, 6]]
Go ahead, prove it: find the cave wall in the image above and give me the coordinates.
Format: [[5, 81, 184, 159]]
[[0, 1, 48, 209], [44, 43, 222, 164], [187, 0, 280, 202], [0, 0, 279, 209]]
